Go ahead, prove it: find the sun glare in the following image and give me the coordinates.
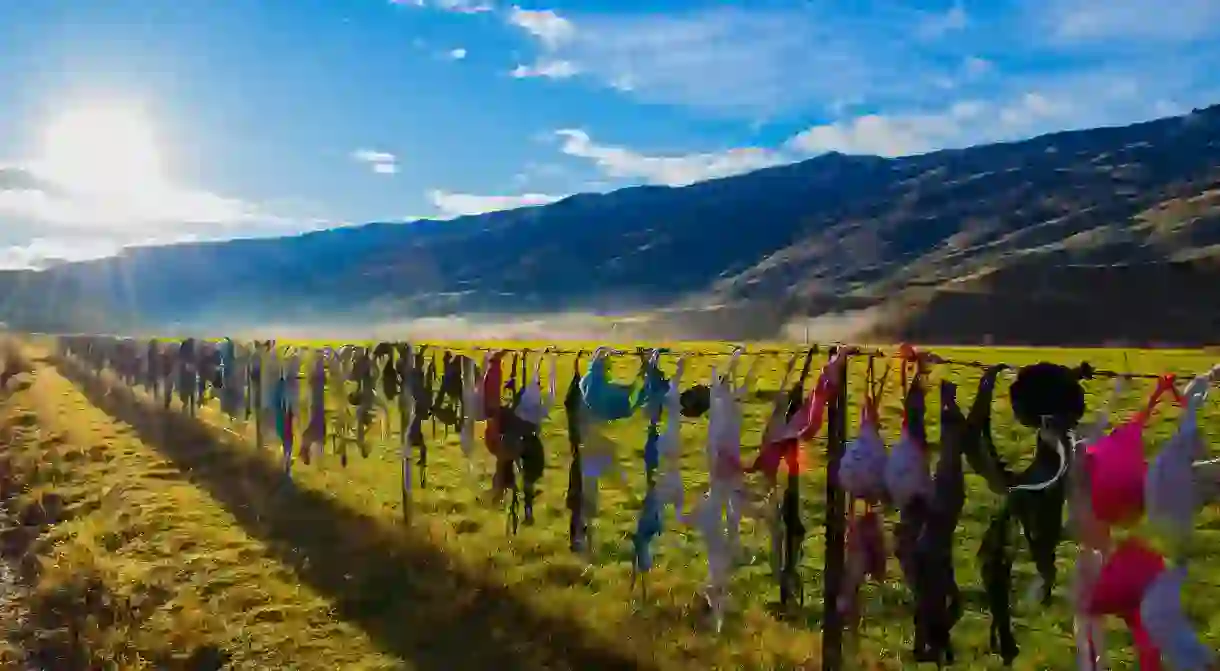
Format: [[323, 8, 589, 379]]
[[37, 102, 166, 195]]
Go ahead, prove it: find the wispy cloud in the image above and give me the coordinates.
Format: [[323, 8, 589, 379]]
[[554, 129, 783, 187], [502, 5, 986, 118], [429, 76, 1173, 214], [351, 148, 398, 175], [447, 47, 468, 60], [395, 0, 493, 13], [435, 0, 493, 14], [552, 83, 1197, 187], [784, 94, 1065, 156], [501, 1, 1220, 123], [427, 189, 565, 217], [507, 6, 575, 48], [510, 59, 578, 79], [1039, 0, 1220, 44]]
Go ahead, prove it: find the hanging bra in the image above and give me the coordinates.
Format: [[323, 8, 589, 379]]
[[640, 351, 670, 478], [481, 351, 507, 458], [1142, 373, 1215, 671], [1087, 374, 1183, 528], [840, 355, 890, 503], [563, 353, 586, 552], [580, 348, 645, 422], [890, 370, 929, 593], [885, 366, 931, 510], [749, 348, 843, 481], [909, 379, 974, 666], [706, 349, 756, 479], [1140, 565, 1215, 671], [1146, 374, 1210, 546], [578, 349, 646, 482], [654, 357, 687, 515], [459, 354, 481, 463], [969, 362, 1084, 666], [514, 351, 557, 427], [1086, 537, 1167, 671]]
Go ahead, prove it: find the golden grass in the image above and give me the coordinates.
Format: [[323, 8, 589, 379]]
[[3, 338, 1220, 670], [1, 345, 402, 670]]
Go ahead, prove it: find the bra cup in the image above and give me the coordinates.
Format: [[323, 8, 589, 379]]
[[1070, 461, 1113, 551], [1088, 539, 1165, 616], [841, 421, 888, 501], [515, 382, 544, 424], [1147, 390, 1207, 544], [1141, 565, 1215, 671], [885, 431, 930, 508], [1145, 424, 1200, 544], [1087, 421, 1149, 526]]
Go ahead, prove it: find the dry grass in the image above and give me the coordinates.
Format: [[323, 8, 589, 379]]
[[3, 338, 1220, 670], [1, 346, 398, 669]]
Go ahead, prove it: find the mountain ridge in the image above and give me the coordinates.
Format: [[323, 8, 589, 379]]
[[3, 104, 1220, 345]]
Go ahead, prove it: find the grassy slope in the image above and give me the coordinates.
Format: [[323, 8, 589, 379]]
[[6, 339, 1220, 669]]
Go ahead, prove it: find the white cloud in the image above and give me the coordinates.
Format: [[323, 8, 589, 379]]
[[394, 0, 492, 12], [425, 86, 1137, 217], [963, 56, 992, 78], [503, 6, 966, 118], [555, 129, 784, 187], [551, 86, 1196, 187], [498, 1, 1220, 123], [351, 148, 398, 175], [508, 6, 576, 48], [784, 100, 1020, 157], [448, 47, 468, 60], [0, 237, 126, 269], [427, 189, 565, 217], [1041, 0, 1220, 43], [510, 59, 578, 79], [435, 0, 493, 13], [352, 149, 395, 164]]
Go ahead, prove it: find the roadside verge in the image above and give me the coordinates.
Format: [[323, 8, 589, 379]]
[[0, 343, 404, 670]]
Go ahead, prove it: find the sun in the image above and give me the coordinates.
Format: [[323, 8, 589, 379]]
[[37, 102, 166, 196]]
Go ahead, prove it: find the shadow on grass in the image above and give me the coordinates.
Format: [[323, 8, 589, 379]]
[[51, 353, 652, 671]]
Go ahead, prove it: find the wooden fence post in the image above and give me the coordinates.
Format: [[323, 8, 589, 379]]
[[822, 346, 849, 671]]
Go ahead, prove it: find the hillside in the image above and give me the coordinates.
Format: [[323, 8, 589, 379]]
[[3, 105, 1220, 344]]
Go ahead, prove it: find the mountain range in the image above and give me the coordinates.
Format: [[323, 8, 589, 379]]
[[3, 105, 1220, 346]]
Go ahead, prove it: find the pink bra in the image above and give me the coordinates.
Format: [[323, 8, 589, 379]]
[[1086, 538, 1166, 671], [1086, 375, 1183, 527]]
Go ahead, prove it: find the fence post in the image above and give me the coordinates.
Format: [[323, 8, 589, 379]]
[[402, 344, 414, 525], [821, 347, 849, 671]]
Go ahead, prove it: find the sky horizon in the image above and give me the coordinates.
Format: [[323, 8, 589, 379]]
[[2, 0, 1219, 269]]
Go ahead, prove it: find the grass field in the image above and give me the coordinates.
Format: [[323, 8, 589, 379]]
[[3, 338, 1220, 670]]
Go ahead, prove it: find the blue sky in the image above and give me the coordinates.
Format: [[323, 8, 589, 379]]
[[2, 0, 1219, 268]]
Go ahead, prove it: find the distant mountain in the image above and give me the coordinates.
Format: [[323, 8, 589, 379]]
[[3, 105, 1220, 345]]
